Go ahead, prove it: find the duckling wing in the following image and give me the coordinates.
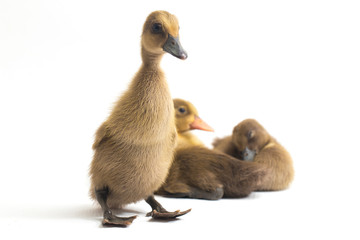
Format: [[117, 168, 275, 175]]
[[92, 123, 110, 149]]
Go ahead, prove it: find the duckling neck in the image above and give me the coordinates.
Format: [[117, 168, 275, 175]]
[[141, 47, 164, 67], [177, 131, 204, 149]]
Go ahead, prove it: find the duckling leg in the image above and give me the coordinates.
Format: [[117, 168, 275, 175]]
[[188, 186, 224, 200], [145, 195, 191, 219], [95, 188, 137, 227], [161, 186, 224, 200]]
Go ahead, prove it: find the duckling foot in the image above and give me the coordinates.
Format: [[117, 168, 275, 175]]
[[95, 187, 137, 227], [146, 209, 191, 219], [102, 210, 137, 227], [145, 195, 191, 219], [189, 187, 224, 200], [159, 187, 224, 200]]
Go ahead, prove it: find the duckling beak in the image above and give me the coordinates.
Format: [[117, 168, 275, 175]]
[[163, 34, 188, 60], [189, 116, 214, 132], [241, 147, 256, 162]]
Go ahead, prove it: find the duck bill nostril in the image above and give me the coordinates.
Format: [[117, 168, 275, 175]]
[[163, 34, 187, 60]]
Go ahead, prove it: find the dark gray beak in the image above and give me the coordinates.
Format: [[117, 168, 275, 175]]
[[163, 34, 188, 60], [241, 147, 256, 162]]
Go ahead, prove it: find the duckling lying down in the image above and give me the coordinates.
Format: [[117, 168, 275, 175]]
[[213, 119, 294, 191], [156, 99, 269, 200], [89, 11, 190, 227]]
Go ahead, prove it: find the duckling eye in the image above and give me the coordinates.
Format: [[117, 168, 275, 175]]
[[178, 107, 186, 113], [151, 23, 163, 34]]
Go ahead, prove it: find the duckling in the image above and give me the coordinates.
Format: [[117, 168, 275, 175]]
[[89, 11, 190, 227], [213, 119, 294, 191], [156, 99, 269, 200], [173, 98, 214, 148]]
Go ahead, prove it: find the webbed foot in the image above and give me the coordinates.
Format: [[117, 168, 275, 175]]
[[145, 195, 191, 219], [102, 210, 137, 227], [146, 208, 191, 219]]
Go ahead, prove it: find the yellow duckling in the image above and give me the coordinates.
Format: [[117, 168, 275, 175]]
[[173, 98, 214, 148]]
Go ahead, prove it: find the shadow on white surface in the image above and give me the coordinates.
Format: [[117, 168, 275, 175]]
[[0, 203, 145, 222]]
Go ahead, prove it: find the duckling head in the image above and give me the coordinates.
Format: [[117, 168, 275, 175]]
[[142, 11, 187, 60], [232, 119, 271, 161], [174, 98, 214, 133]]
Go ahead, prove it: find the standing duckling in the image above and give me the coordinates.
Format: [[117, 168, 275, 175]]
[[89, 11, 190, 227], [156, 99, 269, 200], [213, 119, 294, 191]]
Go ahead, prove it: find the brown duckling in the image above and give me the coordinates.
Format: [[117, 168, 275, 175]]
[[156, 99, 269, 200], [213, 119, 294, 191], [89, 11, 190, 227]]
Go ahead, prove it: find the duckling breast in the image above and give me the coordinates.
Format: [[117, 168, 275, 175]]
[[91, 136, 176, 207], [90, 61, 177, 207], [108, 69, 176, 146]]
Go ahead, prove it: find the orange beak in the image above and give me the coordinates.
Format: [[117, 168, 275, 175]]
[[189, 116, 214, 132]]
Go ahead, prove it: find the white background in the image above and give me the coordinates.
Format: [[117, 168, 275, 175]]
[[1, 0, 360, 239]]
